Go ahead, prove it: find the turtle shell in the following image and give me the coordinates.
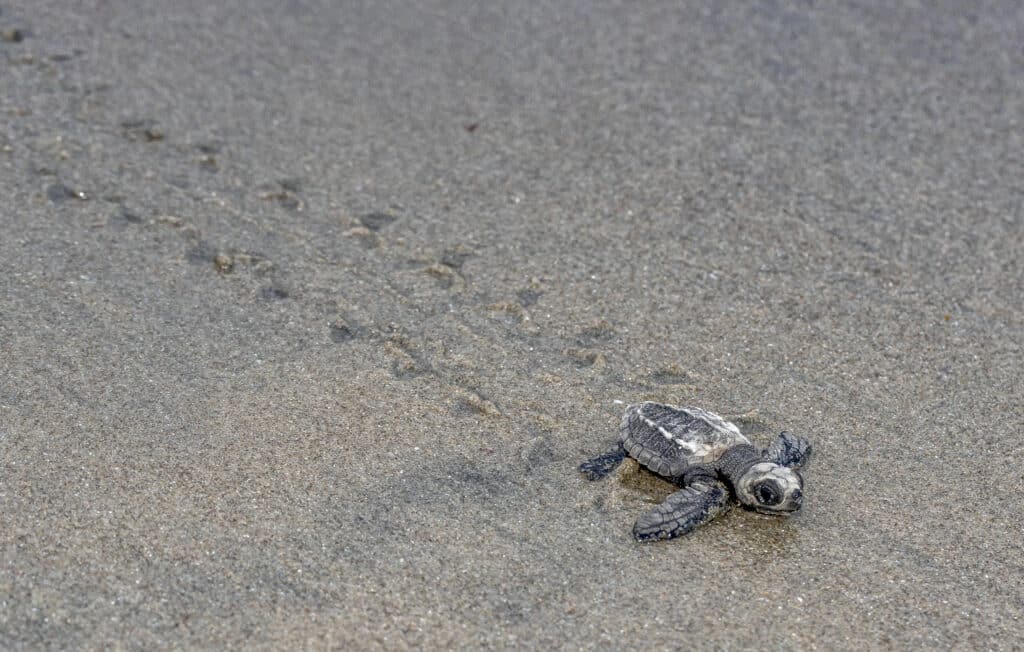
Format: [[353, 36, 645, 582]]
[[619, 402, 750, 476]]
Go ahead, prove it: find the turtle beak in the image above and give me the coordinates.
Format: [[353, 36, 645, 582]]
[[790, 488, 803, 508]]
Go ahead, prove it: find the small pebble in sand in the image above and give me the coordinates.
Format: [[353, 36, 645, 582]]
[[213, 254, 234, 273], [1, 28, 25, 43]]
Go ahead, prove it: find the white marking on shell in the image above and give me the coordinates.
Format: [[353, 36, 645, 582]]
[[679, 406, 745, 439], [639, 413, 696, 452]]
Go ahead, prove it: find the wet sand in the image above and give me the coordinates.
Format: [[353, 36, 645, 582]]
[[1, 1, 1022, 649]]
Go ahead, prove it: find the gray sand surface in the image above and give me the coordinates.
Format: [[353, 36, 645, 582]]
[[2, 1, 1023, 649]]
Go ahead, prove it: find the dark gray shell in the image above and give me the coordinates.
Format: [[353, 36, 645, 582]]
[[619, 402, 750, 476]]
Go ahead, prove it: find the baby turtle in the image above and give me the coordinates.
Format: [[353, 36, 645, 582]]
[[580, 402, 812, 541]]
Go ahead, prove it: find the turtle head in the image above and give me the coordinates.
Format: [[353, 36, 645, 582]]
[[736, 462, 804, 514]]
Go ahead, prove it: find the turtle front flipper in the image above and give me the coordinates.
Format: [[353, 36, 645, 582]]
[[764, 431, 812, 469], [579, 443, 627, 481], [633, 480, 729, 542]]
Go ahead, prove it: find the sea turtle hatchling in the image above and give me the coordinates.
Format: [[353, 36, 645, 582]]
[[580, 402, 812, 541]]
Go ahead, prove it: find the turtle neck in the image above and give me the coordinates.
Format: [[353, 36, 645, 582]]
[[715, 443, 762, 490]]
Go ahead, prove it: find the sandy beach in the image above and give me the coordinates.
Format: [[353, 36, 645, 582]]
[[1, 1, 1022, 648]]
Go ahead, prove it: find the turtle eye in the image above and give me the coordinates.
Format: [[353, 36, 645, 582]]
[[755, 481, 782, 506]]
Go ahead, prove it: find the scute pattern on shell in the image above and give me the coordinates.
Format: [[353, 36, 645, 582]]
[[620, 402, 750, 476]]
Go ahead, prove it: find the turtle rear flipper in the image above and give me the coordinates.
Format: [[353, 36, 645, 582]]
[[633, 480, 729, 542], [579, 443, 627, 481], [765, 431, 812, 469]]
